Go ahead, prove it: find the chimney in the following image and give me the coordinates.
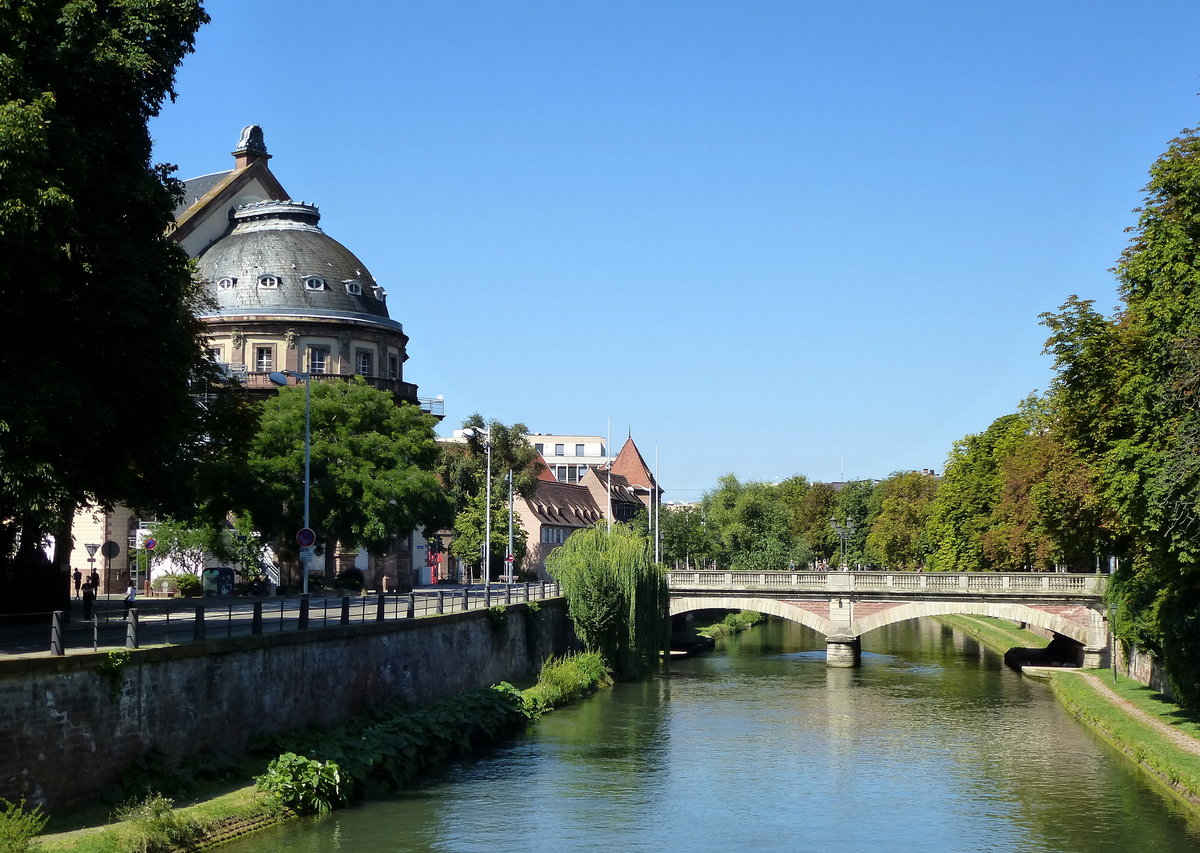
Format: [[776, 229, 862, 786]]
[[232, 125, 270, 170]]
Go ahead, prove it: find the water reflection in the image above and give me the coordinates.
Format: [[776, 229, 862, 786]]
[[224, 617, 1200, 853]]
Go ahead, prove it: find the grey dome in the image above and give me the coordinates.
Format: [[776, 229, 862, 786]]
[[196, 201, 401, 332]]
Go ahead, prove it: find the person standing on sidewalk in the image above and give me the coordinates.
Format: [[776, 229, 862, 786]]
[[82, 581, 95, 620], [72, 569, 82, 599]]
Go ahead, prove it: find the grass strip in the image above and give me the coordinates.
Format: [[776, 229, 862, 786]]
[[696, 611, 765, 641], [1050, 672, 1200, 809], [933, 614, 1050, 653], [40, 787, 284, 853]]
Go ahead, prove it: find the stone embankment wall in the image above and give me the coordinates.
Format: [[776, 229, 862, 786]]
[[0, 601, 571, 809]]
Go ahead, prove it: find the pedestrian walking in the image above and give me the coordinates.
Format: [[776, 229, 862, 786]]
[[89, 569, 100, 590], [82, 581, 95, 620], [72, 569, 82, 599], [123, 581, 136, 617]]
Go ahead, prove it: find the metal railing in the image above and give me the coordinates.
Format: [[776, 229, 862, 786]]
[[31, 583, 561, 657]]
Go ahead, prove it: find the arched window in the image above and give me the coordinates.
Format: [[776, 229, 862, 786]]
[[344, 280, 363, 296], [303, 276, 326, 291], [258, 275, 281, 289], [217, 276, 237, 290]]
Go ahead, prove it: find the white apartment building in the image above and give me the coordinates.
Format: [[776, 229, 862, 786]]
[[527, 434, 608, 484]]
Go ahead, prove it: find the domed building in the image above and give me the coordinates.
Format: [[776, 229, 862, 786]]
[[72, 127, 440, 593], [172, 126, 433, 406]]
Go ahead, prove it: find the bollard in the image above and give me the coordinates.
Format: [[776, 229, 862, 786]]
[[299, 594, 310, 631], [126, 609, 139, 649], [526, 582, 533, 601], [485, 588, 492, 608], [50, 611, 65, 656], [376, 594, 386, 622], [193, 606, 205, 641], [407, 593, 415, 619], [252, 602, 263, 636], [340, 596, 351, 625], [437, 589, 445, 614], [505, 586, 512, 605]]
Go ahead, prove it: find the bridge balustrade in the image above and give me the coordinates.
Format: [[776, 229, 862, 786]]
[[666, 570, 1107, 596]]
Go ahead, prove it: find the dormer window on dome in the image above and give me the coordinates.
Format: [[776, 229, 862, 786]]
[[258, 275, 281, 289], [303, 276, 327, 291], [372, 285, 386, 301], [344, 280, 363, 296], [217, 276, 238, 290]]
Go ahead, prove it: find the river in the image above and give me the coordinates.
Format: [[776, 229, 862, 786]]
[[225, 617, 1200, 852]]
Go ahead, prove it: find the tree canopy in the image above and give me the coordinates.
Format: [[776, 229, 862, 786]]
[[0, 0, 213, 610], [248, 378, 452, 580]]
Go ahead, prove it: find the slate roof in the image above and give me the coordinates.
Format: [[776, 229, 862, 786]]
[[195, 200, 402, 331], [523, 480, 603, 528], [174, 171, 233, 219]]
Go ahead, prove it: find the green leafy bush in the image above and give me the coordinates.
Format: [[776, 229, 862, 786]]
[[0, 798, 47, 852], [523, 652, 611, 716], [175, 574, 201, 597], [256, 753, 345, 814], [333, 568, 364, 592]]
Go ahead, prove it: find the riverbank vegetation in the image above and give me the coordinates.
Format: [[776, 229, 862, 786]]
[[1051, 672, 1200, 809], [696, 611, 765, 640], [34, 651, 611, 851], [545, 522, 667, 679]]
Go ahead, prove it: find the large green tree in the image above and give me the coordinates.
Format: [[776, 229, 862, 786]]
[[249, 378, 453, 582], [864, 471, 938, 569], [1041, 124, 1200, 704], [0, 0, 214, 612]]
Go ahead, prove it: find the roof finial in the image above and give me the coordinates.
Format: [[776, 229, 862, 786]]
[[232, 125, 270, 170]]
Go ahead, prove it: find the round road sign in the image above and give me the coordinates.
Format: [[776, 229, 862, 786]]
[[144, 537, 156, 551], [296, 528, 317, 547], [100, 540, 120, 559]]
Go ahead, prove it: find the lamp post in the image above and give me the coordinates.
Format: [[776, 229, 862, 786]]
[[461, 426, 492, 589], [269, 369, 311, 595], [830, 516, 856, 571]]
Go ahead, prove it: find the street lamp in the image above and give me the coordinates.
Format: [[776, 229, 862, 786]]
[[830, 516, 856, 571], [269, 369, 311, 595], [461, 426, 492, 589]]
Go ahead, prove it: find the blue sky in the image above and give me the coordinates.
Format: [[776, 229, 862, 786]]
[[150, 1, 1200, 499]]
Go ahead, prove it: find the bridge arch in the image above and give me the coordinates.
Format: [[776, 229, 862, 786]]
[[851, 600, 1091, 645], [670, 595, 835, 637]]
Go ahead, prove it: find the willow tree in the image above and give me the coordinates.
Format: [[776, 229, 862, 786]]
[[545, 522, 667, 679]]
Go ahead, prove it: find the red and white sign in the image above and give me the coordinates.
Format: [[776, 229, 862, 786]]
[[296, 528, 316, 547]]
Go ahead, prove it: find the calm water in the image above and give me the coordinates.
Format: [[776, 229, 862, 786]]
[[226, 619, 1200, 852]]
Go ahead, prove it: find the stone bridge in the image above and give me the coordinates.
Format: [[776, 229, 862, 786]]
[[666, 570, 1109, 667]]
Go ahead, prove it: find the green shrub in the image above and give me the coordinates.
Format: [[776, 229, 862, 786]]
[[175, 574, 201, 597], [0, 798, 47, 852], [486, 605, 508, 633], [114, 793, 200, 853], [333, 568, 364, 592], [523, 652, 611, 715], [256, 753, 345, 814]]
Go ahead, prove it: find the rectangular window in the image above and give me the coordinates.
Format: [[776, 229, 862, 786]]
[[578, 465, 589, 480], [554, 443, 564, 456], [387, 353, 399, 380], [355, 350, 373, 376], [534, 443, 544, 455], [541, 526, 568, 545], [555, 465, 567, 483], [575, 443, 584, 456], [255, 346, 273, 373], [308, 346, 329, 374]]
